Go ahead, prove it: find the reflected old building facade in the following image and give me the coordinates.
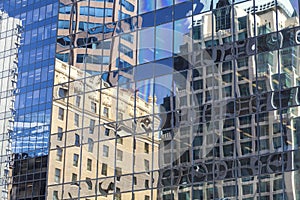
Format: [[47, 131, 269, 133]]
[[1, 0, 300, 199], [48, 59, 160, 199]]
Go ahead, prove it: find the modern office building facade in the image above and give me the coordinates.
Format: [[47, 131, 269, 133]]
[[1, 0, 300, 199]]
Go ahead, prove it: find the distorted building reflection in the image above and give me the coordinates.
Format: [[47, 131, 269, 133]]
[[0, 11, 21, 200], [159, 0, 300, 199], [48, 59, 160, 199]]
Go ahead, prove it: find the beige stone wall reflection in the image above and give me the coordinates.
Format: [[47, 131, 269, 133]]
[[47, 59, 160, 199]]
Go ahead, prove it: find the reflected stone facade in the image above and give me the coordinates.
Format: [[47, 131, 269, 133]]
[[1, 0, 300, 199]]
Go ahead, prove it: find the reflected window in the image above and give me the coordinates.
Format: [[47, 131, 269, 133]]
[[178, 192, 190, 199], [223, 144, 234, 157], [53, 191, 58, 200], [239, 84, 250, 96], [119, 44, 133, 58], [73, 154, 79, 167], [117, 136, 123, 144], [241, 142, 252, 155], [58, 107, 64, 120], [115, 167, 122, 181], [193, 80, 203, 90], [76, 54, 110, 64], [75, 134, 80, 146], [54, 168, 61, 183], [222, 74, 232, 83], [144, 143, 149, 153], [75, 96, 81, 107], [56, 148, 62, 161], [105, 128, 110, 136], [103, 107, 109, 117], [273, 137, 282, 149], [79, 22, 102, 32], [59, 4, 73, 14], [193, 17, 202, 40], [238, 16, 247, 30], [273, 179, 283, 191], [87, 158, 92, 171], [120, 34, 134, 43], [223, 185, 235, 197], [72, 173, 78, 183], [259, 181, 270, 193], [214, 1, 231, 31], [89, 119, 95, 134], [80, 7, 112, 17], [74, 113, 79, 126], [144, 159, 150, 171], [117, 149, 123, 161], [101, 163, 107, 175], [193, 136, 203, 147], [103, 145, 109, 157], [57, 127, 63, 141], [77, 37, 98, 48], [97, 40, 111, 49], [88, 138, 94, 152], [260, 125, 269, 136], [57, 36, 70, 47], [223, 130, 235, 142], [260, 139, 269, 150], [91, 102, 97, 113], [58, 87, 68, 98], [58, 20, 75, 30], [86, 178, 92, 190], [145, 180, 149, 188]]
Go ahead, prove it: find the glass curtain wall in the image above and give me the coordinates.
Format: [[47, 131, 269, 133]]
[[2, 0, 300, 199]]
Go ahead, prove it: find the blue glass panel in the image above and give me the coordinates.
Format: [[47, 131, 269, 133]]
[[139, 12, 155, 28], [193, 0, 205, 14], [156, 0, 173, 9], [139, 0, 155, 14], [175, 0, 189, 4], [174, 17, 191, 54], [136, 78, 154, 102], [59, 4, 72, 14], [174, 1, 193, 20], [154, 57, 173, 76], [156, 6, 172, 25], [138, 28, 155, 64], [156, 22, 173, 60], [135, 63, 154, 81], [154, 75, 173, 104]]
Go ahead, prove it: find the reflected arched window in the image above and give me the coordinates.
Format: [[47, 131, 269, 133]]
[[214, 0, 231, 31]]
